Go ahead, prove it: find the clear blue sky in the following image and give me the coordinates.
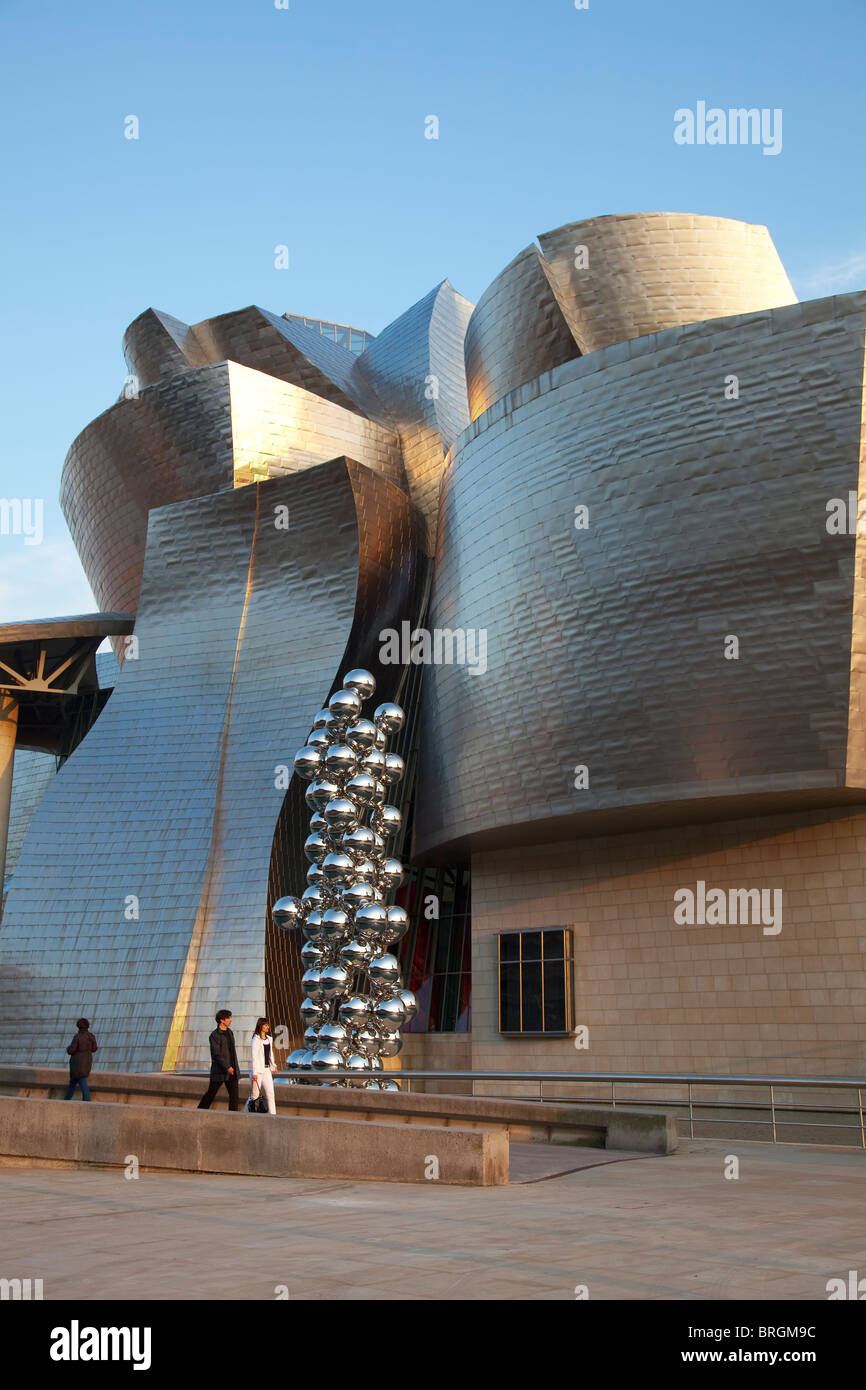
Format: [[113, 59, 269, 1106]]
[[1, 0, 864, 621]]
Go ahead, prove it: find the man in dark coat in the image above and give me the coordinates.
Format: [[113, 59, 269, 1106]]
[[64, 1018, 98, 1101], [197, 1009, 240, 1111]]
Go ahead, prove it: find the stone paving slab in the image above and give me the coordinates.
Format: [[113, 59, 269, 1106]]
[[0, 1139, 863, 1300]]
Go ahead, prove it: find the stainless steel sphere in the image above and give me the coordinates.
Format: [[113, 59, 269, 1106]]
[[378, 1079, 400, 1091], [341, 668, 376, 701], [328, 688, 362, 723], [361, 748, 386, 778], [301, 968, 325, 1000], [378, 1032, 403, 1058], [372, 804, 402, 838], [306, 864, 325, 886], [344, 772, 378, 806], [303, 831, 329, 864], [300, 940, 325, 969], [355, 1028, 380, 1057], [383, 752, 405, 785], [324, 743, 358, 779], [308, 810, 328, 834], [340, 938, 371, 970], [338, 995, 371, 1027], [311, 708, 332, 731], [344, 717, 378, 752], [272, 895, 303, 929], [344, 1052, 371, 1083], [299, 997, 325, 1025], [354, 902, 388, 941], [302, 1025, 321, 1050], [374, 996, 406, 1031], [311, 1046, 344, 1072], [385, 905, 409, 937], [297, 1049, 315, 1070], [319, 963, 350, 999], [374, 727, 388, 751], [320, 907, 351, 942], [302, 909, 324, 940], [342, 826, 376, 862], [293, 745, 323, 781], [379, 858, 405, 890], [300, 885, 324, 910], [323, 797, 358, 831], [368, 953, 401, 989], [341, 881, 376, 912], [318, 1022, 348, 1051], [306, 727, 331, 750], [321, 851, 354, 881], [305, 777, 340, 811], [350, 857, 378, 884], [374, 702, 404, 735], [285, 1048, 308, 1070], [396, 988, 418, 1022]]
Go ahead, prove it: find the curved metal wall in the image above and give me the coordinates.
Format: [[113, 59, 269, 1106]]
[[463, 245, 580, 422], [414, 293, 866, 860], [0, 459, 421, 1071], [538, 212, 797, 354]]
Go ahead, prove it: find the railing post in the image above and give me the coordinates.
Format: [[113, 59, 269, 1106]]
[[859, 1087, 865, 1150], [770, 1084, 777, 1143], [688, 1082, 694, 1139], [611, 1080, 616, 1109]]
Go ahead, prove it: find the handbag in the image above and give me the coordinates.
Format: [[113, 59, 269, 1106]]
[[248, 1088, 268, 1114]]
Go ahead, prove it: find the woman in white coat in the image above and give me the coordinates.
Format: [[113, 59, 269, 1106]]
[[246, 1017, 278, 1115]]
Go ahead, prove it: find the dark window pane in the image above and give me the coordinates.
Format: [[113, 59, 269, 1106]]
[[440, 972, 461, 1030], [543, 960, 568, 1032], [542, 928, 566, 961], [499, 963, 521, 1031], [499, 932, 520, 963], [522, 931, 542, 962], [521, 960, 543, 1032]]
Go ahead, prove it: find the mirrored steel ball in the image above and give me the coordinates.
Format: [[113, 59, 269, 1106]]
[[301, 968, 325, 1001], [306, 864, 325, 885], [378, 1079, 400, 1091], [355, 1028, 380, 1057], [338, 995, 371, 1027], [302, 909, 324, 941], [374, 702, 404, 735], [396, 988, 418, 1022], [383, 752, 405, 785], [369, 953, 401, 989], [342, 826, 376, 862], [361, 749, 386, 778], [303, 831, 329, 865], [272, 895, 304, 930], [344, 717, 378, 752], [322, 852, 354, 881], [378, 1032, 403, 1058], [303, 1025, 321, 1050], [344, 772, 378, 806], [319, 964, 350, 999], [300, 940, 325, 969], [325, 743, 358, 779], [311, 708, 332, 731], [306, 777, 340, 811], [320, 907, 351, 942], [318, 1022, 348, 1051], [344, 1052, 371, 1083], [379, 858, 404, 890], [328, 688, 362, 723], [293, 745, 323, 781], [306, 727, 331, 750], [340, 938, 371, 971], [301, 885, 324, 910], [299, 997, 325, 1025], [341, 881, 376, 912], [374, 996, 406, 1031], [385, 905, 409, 943], [311, 1047, 343, 1072], [297, 1049, 315, 1071], [323, 798, 358, 831], [354, 902, 388, 941], [342, 668, 376, 701], [286, 1048, 308, 1069], [372, 804, 402, 838], [350, 858, 378, 883], [308, 810, 328, 834]]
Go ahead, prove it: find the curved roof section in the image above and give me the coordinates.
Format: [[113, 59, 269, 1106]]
[[538, 212, 798, 354], [463, 244, 580, 422]]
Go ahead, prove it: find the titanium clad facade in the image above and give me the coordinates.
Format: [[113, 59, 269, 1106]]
[[414, 293, 866, 859]]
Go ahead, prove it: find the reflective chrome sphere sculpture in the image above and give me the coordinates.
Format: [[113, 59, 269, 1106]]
[[272, 669, 417, 1088]]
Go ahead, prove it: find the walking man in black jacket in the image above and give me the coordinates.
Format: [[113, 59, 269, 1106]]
[[197, 1009, 241, 1111]]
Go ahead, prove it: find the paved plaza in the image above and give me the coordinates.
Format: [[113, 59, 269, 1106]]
[[1, 1139, 863, 1300]]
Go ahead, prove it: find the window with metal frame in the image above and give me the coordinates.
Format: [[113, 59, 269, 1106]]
[[498, 927, 573, 1035]]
